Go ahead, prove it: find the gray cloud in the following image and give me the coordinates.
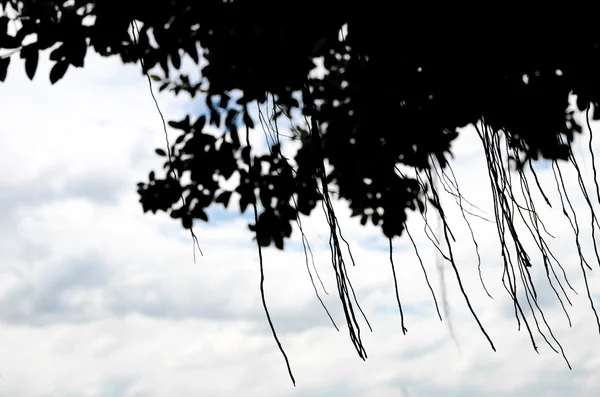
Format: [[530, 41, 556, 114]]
[[0, 254, 110, 326], [62, 171, 129, 205]]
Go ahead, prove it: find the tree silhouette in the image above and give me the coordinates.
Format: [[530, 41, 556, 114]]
[[3, 1, 600, 384]]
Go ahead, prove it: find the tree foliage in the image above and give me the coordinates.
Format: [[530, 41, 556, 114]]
[[3, 1, 600, 383]]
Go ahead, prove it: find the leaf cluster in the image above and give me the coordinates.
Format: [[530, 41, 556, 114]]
[[3, 2, 600, 247]]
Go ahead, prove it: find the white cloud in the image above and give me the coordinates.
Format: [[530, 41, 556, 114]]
[[1, 48, 600, 397]]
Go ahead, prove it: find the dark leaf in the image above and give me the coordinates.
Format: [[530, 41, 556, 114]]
[[372, 211, 381, 226], [69, 38, 87, 67], [193, 115, 206, 132], [219, 94, 230, 109], [49, 45, 66, 61], [206, 96, 215, 111], [239, 195, 249, 213], [187, 43, 199, 63], [175, 134, 186, 144], [171, 50, 181, 69], [360, 214, 368, 225], [0, 56, 9, 82], [225, 109, 238, 127], [182, 216, 193, 229], [168, 115, 191, 133], [196, 209, 208, 222], [260, 189, 272, 209], [258, 234, 271, 247], [216, 191, 233, 208], [350, 207, 362, 217], [279, 204, 297, 220], [21, 46, 38, 80], [210, 109, 221, 127], [0, 16, 8, 37], [577, 95, 589, 112], [1, 36, 19, 49], [149, 74, 161, 82], [274, 235, 284, 250], [159, 56, 169, 78], [230, 124, 240, 149], [242, 146, 251, 164], [417, 199, 425, 213], [49, 60, 68, 84], [155, 148, 167, 156], [243, 109, 255, 128]]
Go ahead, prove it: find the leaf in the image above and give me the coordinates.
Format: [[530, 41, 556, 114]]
[[281, 219, 293, 237], [24, 47, 38, 80], [350, 207, 362, 217], [243, 109, 255, 128], [149, 74, 161, 82], [274, 235, 284, 250], [171, 50, 181, 69], [258, 234, 271, 247], [225, 109, 238, 127], [168, 115, 191, 133], [1, 35, 19, 49], [230, 124, 240, 149], [155, 148, 167, 156], [239, 195, 249, 213], [210, 109, 221, 127], [417, 199, 425, 213], [0, 16, 8, 37], [182, 216, 193, 229], [0, 56, 9, 82], [242, 146, 251, 164], [216, 191, 233, 208], [219, 94, 231, 109], [372, 211, 381, 226], [159, 57, 169, 78], [577, 95, 589, 112], [192, 115, 206, 132], [187, 43, 199, 63], [68, 38, 87, 67], [49, 61, 68, 84], [260, 188, 271, 209], [175, 134, 186, 144], [49, 44, 65, 61], [196, 209, 208, 222], [280, 204, 297, 221]]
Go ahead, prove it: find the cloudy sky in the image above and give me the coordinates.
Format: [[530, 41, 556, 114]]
[[2, 46, 600, 397]]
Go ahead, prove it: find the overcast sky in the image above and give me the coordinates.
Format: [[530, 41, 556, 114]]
[[2, 48, 600, 397]]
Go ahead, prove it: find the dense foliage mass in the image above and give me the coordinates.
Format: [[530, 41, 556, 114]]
[[4, 1, 600, 383], [3, 3, 600, 245]]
